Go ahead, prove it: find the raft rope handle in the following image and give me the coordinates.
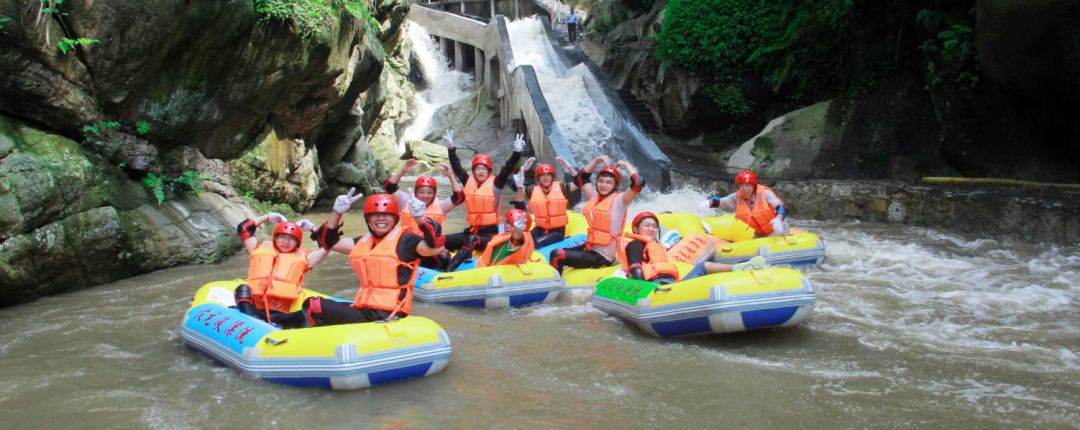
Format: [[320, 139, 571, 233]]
[[264, 337, 288, 346]]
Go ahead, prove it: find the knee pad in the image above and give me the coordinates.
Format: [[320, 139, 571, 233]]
[[234, 284, 256, 316], [550, 249, 566, 271], [303, 297, 323, 327]]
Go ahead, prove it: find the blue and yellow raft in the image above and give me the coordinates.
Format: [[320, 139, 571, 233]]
[[180, 280, 452, 389], [413, 252, 563, 307], [589, 267, 815, 337]]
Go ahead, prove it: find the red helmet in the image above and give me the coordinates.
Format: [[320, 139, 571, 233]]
[[535, 163, 556, 178], [631, 211, 659, 230], [735, 170, 758, 186], [597, 166, 622, 186], [273, 222, 303, 251], [415, 175, 438, 193], [504, 209, 532, 232], [471, 154, 493, 171], [363, 193, 400, 220]]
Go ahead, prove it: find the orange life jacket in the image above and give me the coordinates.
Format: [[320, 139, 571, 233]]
[[529, 182, 569, 231], [463, 176, 499, 229], [399, 200, 447, 234], [246, 241, 308, 313], [348, 227, 418, 317], [735, 185, 783, 236], [616, 232, 680, 282], [583, 193, 623, 248], [477, 232, 535, 268]]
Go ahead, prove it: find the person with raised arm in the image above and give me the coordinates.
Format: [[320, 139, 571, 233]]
[[442, 130, 524, 271], [282, 189, 446, 326], [233, 212, 330, 326], [384, 159, 464, 269], [509, 156, 582, 247], [548, 156, 645, 273]]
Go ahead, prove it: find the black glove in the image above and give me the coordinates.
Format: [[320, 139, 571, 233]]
[[237, 219, 256, 240], [417, 217, 445, 248], [310, 221, 342, 250]]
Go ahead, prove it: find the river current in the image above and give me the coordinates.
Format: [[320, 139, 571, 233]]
[[1, 187, 1076, 429]]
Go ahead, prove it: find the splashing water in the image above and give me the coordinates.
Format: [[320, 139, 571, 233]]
[[506, 17, 626, 166], [400, 23, 473, 149]]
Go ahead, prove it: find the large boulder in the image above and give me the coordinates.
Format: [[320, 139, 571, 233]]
[[0, 116, 250, 306]]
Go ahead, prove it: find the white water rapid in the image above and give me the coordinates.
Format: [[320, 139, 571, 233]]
[[399, 23, 473, 151]]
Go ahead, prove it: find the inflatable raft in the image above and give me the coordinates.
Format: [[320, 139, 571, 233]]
[[180, 280, 452, 390], [413, 253, 563, 307], [700, 215, 825, 266], [589, 268, 815, 337]]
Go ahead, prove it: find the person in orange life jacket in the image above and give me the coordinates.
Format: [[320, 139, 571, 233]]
[[384, 159, 464, 270], [619, 212, 767, 285], [475, 209, 535, 268], [442, 129, 524, 256], [697, 170, 789, 237], [508, 156, 583, 248], [233, 212, 331, 326], [286, 190, 446, 327], [549, 156, 645, 273]]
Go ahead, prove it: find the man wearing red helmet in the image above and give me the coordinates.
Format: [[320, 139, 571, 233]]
[[475, 209, 535, 268], [618, 212, 766, 284], [509, 156, 583, 247], [384, 159, 464, 269], [549, 155, 645, 273], [233, 212, 331, 325], [698, 170, 789, 237], [441, 129, 525, 257], [290, 190, 446, 326]]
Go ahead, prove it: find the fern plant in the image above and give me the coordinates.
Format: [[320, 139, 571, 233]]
[[58, 37, 98, 54], [141, 173, 166, 205]]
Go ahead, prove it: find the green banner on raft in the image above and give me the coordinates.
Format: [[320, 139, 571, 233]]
[[594, 277, 660, 306]]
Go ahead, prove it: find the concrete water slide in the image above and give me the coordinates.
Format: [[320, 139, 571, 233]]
[[408, 3, 673, 191]]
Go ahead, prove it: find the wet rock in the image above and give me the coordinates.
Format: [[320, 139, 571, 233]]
[[227, 128, 320, 210]]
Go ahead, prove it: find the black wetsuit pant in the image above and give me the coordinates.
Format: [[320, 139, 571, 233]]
[[445, 224, 499, 252], [300, 297, 394, 326], [549, 243, 612, 273], [530, 226, 566, 249], [420, 250, 452, 270]]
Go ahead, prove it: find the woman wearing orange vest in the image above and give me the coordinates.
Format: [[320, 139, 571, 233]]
[[510, 156, 582, 247], [384, 159, 464, 269], [441, 130, 524, 264], [698, 170, 789, 237], [233, 213, 330, 326], [476, 209, 535, 268], [549, 156, 645, 273], [284, 190, 446, 326], [618, 212, 767, 285]]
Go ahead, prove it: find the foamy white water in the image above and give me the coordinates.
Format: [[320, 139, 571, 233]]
[[506, 17, 626, 165], [400, 23, 473, 149]]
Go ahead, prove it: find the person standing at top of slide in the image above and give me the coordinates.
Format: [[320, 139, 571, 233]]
[[566, 9, 580, 43]]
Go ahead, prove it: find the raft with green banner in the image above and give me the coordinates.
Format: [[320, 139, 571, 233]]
[[589, 268, 816, 337]]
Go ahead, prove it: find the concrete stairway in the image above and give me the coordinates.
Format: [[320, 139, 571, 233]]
[[616, 89, 660, 134]]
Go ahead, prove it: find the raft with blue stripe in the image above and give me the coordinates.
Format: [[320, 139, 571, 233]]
[[180, 280, 452, 390], [589, 268, 815, 337], [413, 253, 563, 307]]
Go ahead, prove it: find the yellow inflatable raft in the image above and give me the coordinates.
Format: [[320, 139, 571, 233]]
[[180, 280, 452, 389], [414, 252, 563, 307], [590, 268, 816, 337]]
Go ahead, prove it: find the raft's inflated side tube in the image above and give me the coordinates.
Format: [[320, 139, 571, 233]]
[[701, 215, 825, 266], [180, 281, 452, 390], [565, 211, 588, 236], [666, 233, 720, 266], [590, 268, 815, 337], [563, 262, 696, 291], [536, 233, 587, 262], [414, 253, 563, 307]]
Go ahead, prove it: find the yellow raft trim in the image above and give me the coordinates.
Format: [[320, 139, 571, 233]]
[[427, 261, 560, 290], [648, 268, 808, 307], [190, 281, 446, 358]]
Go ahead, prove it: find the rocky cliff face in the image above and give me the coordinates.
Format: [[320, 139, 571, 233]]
[[586, 0, 1080, 182], [0, 0, 414, 305]]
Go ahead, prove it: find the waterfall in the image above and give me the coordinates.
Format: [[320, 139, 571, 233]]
[[399, 23, 473, 151], [506, 17, 625, 167]]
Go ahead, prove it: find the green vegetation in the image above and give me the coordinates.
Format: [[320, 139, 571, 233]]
[[57, 37, 99, 54], [135, 120, 151, 135], [141, 171, 214, 205], [253, 0, 381, 39], [654, 0, 980, 119], [242, 191, 299, 219]]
